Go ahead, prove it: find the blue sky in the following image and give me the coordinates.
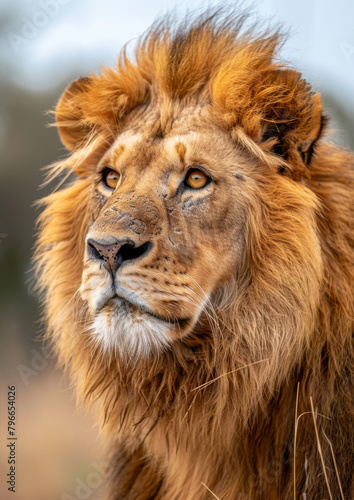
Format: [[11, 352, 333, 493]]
[[1, 0, 354, 112]]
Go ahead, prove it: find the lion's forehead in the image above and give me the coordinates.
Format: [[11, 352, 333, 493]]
[[111, 131, 201, 164], [112, 129, 144, 150], [106, 105, 227, 176]]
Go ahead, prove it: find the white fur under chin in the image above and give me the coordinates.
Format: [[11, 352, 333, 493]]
[[91, 299, 172, 359]]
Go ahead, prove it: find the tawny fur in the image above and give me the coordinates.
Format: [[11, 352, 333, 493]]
[[35, 9, 354, 499]]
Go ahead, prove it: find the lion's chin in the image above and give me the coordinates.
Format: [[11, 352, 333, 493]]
[[91, 298, 172, 359]]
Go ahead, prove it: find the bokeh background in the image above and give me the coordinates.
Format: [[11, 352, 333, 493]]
[[0, 0, 353, 498]]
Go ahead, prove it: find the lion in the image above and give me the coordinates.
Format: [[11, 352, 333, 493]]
[[34, 9, 354, 500]]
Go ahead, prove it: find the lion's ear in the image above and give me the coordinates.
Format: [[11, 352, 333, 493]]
[[260, 70, 325, 167], [294, 92, 324, 166], [56, 77, 93, 150]]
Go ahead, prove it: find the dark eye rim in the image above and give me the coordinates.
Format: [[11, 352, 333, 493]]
[[183, 167, 212, 190], [101, 166, 120, 190]]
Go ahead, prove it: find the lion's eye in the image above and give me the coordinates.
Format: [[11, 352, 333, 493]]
[[102, 168, 120, 190], [184, 169, 210, 189]]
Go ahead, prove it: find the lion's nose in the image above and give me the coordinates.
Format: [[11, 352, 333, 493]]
[[87, 238, 152, 275]]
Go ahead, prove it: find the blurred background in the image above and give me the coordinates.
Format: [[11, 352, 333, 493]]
[[0, 0, 353, 498]]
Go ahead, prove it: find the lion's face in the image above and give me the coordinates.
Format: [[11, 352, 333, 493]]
[[80, 106, 247, 357]]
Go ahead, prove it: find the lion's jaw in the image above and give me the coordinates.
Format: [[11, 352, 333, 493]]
[[79, 111, 247, 358], [80, 254, 202, 358]]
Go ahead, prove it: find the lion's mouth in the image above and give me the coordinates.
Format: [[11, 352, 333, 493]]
[[124, 297, 191, 327], [102, 292, 191, 328]]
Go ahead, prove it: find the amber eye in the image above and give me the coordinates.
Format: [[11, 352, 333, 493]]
[[102, 168, 120, 190], [184, 169, 210, 189]]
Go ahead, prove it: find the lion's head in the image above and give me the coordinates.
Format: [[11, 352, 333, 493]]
[[38, 11, 324, 362], [35, 9, 354, 499]]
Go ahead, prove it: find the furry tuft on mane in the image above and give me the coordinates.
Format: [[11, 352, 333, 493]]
[[35, 7, 354, 500], [52, 7, 321, 175]]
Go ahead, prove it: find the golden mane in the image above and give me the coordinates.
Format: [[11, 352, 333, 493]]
[[35, 8, 354, 499], [53, 8, 322, 176]]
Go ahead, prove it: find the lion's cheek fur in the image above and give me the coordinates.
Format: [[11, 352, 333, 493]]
[[80, 260, 114, 313]]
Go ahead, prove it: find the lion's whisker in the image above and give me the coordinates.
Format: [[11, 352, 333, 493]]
[[191, 358, 269, 392]]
